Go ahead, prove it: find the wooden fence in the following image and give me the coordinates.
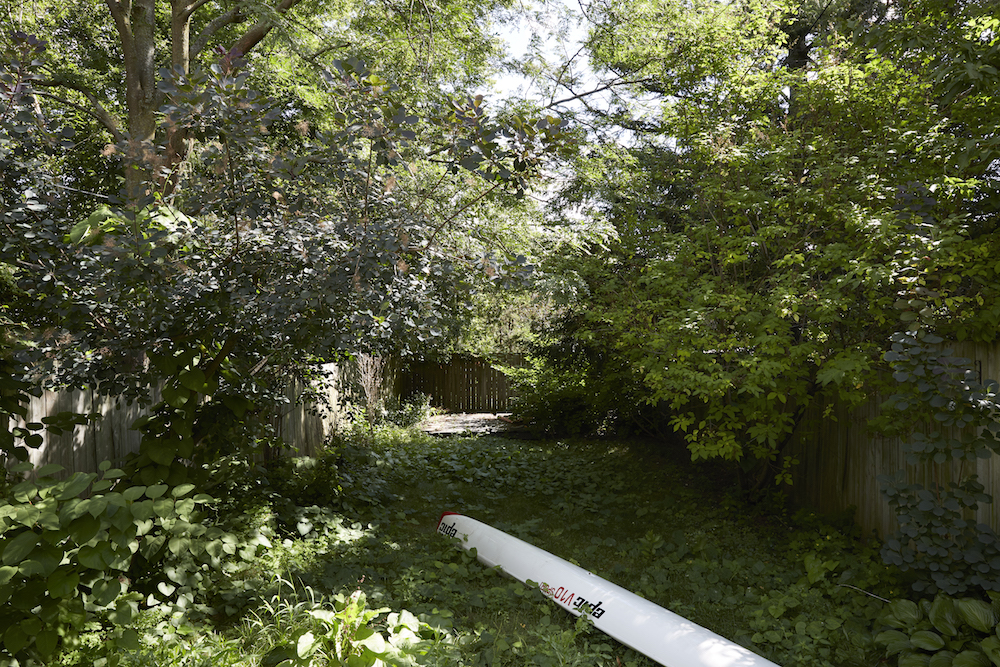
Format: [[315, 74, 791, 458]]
[[785, 341, 1000, 537], [6, 386, 160, 475], [6, 363, 358, 474], [20, 344, 1000, 540], [399, 354, 524, 413], [6, 355, 516, 475]]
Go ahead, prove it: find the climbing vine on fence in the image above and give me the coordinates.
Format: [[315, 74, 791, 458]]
[[879, 322, 1000, 594]]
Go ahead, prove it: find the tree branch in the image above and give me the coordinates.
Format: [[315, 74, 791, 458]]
[[542, 76, 657, 110], [421, 181, 503, 252], [201, 333, 240, 381], [104, 0, 134, 61], [306, 42, 352, 62], [34, 82, 124, 142], [180, 0, 213, 21], [227, 0, 306, 60], [190, 5, 247, 59]]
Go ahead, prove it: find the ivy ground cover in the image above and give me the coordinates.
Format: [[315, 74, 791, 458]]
[[59, 429, 901, 666]]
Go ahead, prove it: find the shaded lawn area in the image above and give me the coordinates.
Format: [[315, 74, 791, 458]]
[[267, 430, 897, 667]]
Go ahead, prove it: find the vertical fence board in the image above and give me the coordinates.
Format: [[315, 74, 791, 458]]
[[16, 346, 1000, 537], [13, 345, 1000, 536], [786, 340, 1000, 537], [7, 364, 356, 475], [398, 355, 523, 413]]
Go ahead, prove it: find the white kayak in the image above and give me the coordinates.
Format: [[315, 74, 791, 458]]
[[437, 512, 780, 667]]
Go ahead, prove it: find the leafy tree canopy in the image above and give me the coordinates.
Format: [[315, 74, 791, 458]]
[[1, 0, 573, 485], [506, 0, 1000, 489]]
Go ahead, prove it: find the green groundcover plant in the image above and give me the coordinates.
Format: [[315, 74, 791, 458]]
[[0, 417, 920, 667]]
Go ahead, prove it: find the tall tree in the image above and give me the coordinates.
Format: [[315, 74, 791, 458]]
[[515, 0, 1000, 489], [1, 9, 572, 486], [0, 0, 516, 199]]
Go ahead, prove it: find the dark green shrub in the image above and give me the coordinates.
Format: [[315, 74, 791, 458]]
[[268, 455, 345, 509], [267, 440, 394, 514], [507, 360, 607, 436], [384, 393, 435, 428], [875, 593, 1000, 667]]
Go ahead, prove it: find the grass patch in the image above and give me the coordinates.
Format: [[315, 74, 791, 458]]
[[61, 427, 899, 666]]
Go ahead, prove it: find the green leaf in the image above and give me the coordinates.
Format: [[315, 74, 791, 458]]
[[2, 530, 39, 565], [3, 625, 30, 655], [901, 653, 932, 667], [263, 646, 295, 666], [20, 616, 40, 637], [117, 627, 140, 651], [161, 384, 191, 408], [178, 368, 208, 393], [347, 654, 376, 667], [297, 631, 318, 658], [147, 440, 177, 466], [131, 500, 155, 521], [954, 650, 991, 667], [956, 599, 997, 634], [890, 600, 925, 628], [931, 651, 957, 667], [109, 598, 135, 625], [931, 596, 961, 636], [34, 463, 64, 477], [12, 480, 38, 503], [877, 629, 913, 655], [35, 628, 59, 657], [154, 498, 175, 518], [355, 629, 387, 654], [91, 577, 122, 607], [87, 496, 109, 517], [913, 630, 947, 651], [57, 472, 96, 500], [171, 483, 196, 498], [47, 567, 80, 599], [222, 395, 251, 417], [0, 566, 17, 586], [168, 536, 190, 554], [77, 545, 105, 570], [981, 637, 1000, 667], [91, 480, 113, 494], [10, 505, 38, 527], [18, 557, 45, 578]]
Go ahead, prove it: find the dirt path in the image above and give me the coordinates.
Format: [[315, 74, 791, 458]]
[[417, 412, 517, 436]]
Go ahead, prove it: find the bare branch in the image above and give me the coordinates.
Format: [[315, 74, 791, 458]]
[[546, 43, 590, 108], [421, 181, 504, 252], [306, 42, 352, 62], [179, 0, 213, 21], [542, 76, 657, 110], [104, 0, 133, 57]]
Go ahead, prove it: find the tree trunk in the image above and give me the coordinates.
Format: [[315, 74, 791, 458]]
[[167, 0, 197, 186], [105, 0, 306, 204], [106, 0, 159, 202]]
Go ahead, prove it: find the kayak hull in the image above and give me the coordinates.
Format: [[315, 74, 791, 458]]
[[436, 512, 780, 667]]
